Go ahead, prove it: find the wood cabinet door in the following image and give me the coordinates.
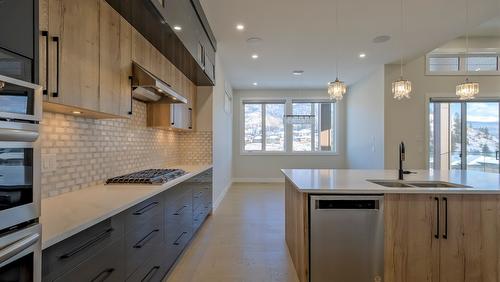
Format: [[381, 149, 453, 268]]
[[57, 0, 100, 110], [384, 194, 440, 282], [99, 0, 120, 116], [118, 17, 133, 117], [439, 195, 500, 282]]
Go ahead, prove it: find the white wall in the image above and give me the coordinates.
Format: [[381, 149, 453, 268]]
[[232, 90, 346, 180], [384, 44, 500, 169], [346, 66, 385, 168], [211, 54, 233, 209]]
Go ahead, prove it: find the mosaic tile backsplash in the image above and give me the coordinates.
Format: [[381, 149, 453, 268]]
[[40, 100, 212, 198]]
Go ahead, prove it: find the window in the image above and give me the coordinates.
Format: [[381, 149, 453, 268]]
[[429, 99, 499, 173], [241, 99, 337, 154], [244, 101, 285, 152], [467, 56, 498, 72], [428, 56, 460, 72], [292, 102, 335, 152], [426, 53, 500, 75]]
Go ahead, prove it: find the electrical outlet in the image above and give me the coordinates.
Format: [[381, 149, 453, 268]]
[[42, 154, 57, 173]]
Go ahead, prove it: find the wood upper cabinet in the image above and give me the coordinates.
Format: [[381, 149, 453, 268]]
[[99, 0, 132, 117], [50, 0, 100, 109], [385, 194, 500, 282], [40, 0, 131, 118]]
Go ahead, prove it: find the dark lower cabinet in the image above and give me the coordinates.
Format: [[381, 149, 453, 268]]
[[126, 246, 169, 282], [42, 168, 213, 282], [53, 240, 125, 282]]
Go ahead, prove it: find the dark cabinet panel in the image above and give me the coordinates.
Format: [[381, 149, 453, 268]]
[[53, 240, 126, 282], [42, 215, 124, 281], [105, 0, 215, 86], [126, 247, 169, 282], [0, 0, 34, 59]]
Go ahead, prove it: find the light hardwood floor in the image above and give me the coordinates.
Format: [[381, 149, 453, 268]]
[[165, 183, 300, 282]]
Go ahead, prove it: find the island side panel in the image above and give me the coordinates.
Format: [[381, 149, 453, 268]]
[[285, 178, 309, 282]]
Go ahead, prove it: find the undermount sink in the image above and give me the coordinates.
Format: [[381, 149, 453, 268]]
[[368, 180, 472, 188]]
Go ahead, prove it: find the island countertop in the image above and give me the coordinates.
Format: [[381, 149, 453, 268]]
[[281, 169, 500, 194]]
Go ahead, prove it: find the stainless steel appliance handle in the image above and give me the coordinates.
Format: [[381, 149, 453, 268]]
[[0, 127, 39, 142], [0, 74, 41, 91], [0, 233, 40, 265]]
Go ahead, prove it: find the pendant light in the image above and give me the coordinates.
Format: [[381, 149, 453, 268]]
[[328, 0, 347, 101], [456, 0, 479, 100], [392, 0, 412, 100]]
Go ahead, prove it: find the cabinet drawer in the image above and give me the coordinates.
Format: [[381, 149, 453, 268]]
[[193, 205, 209, 230], [126, 247, 169, 282], [125, 194, 163, 230], [42, 216, 124, 281], [125, 213, 164, 277], [165, 186, 192, 212], [165, 227, 192, 262], [53, 240, 125, 282]]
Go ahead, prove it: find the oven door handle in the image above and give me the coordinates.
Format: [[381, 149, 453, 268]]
[[0, 128, 39, 142], [0, 233, 39, 266]]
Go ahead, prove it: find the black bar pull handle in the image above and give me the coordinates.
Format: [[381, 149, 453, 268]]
[[41, 31, 49, 95], [174, 205, 188, 215], [173, 231, 187, 245], [128, 76, 133, 115], [188, 107, 193, 129], [496, 151, 499, 161], [434, 197, 440, 239], [59, 228, 114, 259], [52, 36, 60, 97], [91, 268, 115, 282], [133, 229, 159, 249], [142, 266, 160, 282], [132, 201, 159, 215], [443, 197, 448, 239]]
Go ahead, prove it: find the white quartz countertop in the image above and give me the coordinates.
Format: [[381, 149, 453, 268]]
[[41, 164, 212, 250], [282, 169, 500, 194]]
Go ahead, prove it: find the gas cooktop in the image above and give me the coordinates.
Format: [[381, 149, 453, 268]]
[[106, 169, 186, 184]]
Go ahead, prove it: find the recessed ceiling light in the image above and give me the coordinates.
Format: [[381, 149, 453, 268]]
[[251, 54, 259, 59], [236, 24, 245, 31], [292, 70, 304, 76], [252, 82, 258, 86], [72, 111, 82, 115], [373, 35, 391, 43], [173, 25, 182, 31], [246, 37, 263, 45], [359, 53, 366, 58]]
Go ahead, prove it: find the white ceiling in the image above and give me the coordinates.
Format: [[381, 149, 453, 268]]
[[200, 0, 500, 90]]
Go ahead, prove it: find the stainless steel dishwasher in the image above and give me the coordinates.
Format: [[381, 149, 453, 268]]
[[310, 195, 384, 282]]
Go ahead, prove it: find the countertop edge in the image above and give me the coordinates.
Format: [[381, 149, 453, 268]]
[[281, 168, 500, 195], [41, 164, 213, 249]]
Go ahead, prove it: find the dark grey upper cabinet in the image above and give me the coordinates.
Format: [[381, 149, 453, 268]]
[[106, 0, 216, 86], [0, 0, 35, 59]]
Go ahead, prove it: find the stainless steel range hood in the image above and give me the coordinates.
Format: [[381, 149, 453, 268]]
[[131, 62, 187, 104]]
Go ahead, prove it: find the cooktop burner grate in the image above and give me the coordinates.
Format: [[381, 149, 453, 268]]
[[106, 169, 186, 184]]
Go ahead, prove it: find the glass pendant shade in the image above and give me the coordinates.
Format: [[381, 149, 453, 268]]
[[456, 78, 479, 100], [392, 78, 412, 100], [328, 78, 347, 101]]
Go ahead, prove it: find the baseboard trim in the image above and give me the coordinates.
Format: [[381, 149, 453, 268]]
[[232, 178, 285, 183], [213, 181, 232, 211]]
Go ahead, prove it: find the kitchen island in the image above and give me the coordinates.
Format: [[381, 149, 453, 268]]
[[282, 169, 500, 282]]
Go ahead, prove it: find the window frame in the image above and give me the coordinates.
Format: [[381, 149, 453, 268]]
[[426, 52, 500, 76], [240, 98, 339, 156]]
